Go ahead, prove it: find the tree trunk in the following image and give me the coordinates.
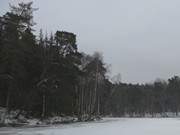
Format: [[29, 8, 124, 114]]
[[93, 61, 99, 115], [97, 97, 100, 116], [6, 90, 10, 111], [41, 93, 46, 119]]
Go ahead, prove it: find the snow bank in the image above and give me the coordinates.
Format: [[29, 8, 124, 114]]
[[0, 107, 28, 127], [3, 118, 180, 135], [0, 107, 77, 127], [120, 112, 180, 118]]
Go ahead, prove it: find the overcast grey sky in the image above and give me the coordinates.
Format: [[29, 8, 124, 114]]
[[1, 0, 180, 84]]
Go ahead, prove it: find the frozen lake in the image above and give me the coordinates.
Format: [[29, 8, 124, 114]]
[[1, 118, 180, 135]]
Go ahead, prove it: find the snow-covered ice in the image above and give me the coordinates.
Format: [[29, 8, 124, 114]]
[[1, 118, 180, 135]]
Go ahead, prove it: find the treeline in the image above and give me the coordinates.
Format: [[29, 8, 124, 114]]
[[108, 77, 180, 117], [0, 2, 111, 120], [1, 2, 180, 120]]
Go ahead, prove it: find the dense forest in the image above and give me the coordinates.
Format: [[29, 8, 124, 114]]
[[1, 2, 180, 121]]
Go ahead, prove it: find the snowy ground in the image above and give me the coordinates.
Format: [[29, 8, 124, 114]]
[[1, 118, 180, 135]]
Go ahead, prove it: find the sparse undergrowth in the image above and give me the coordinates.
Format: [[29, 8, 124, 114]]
[[0, 107, 102, 127], [0, 107, 78, 127]]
